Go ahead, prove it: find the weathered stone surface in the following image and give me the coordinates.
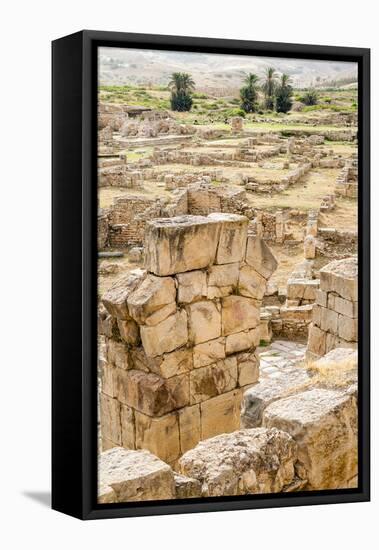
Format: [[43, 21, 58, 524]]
[[200, 389, 242, 440], [193, 337, 226, 368], [309, 347, 358, 389], [140, 309, 188, 357], [221, 296, 260, 335], [120, 403, 135, 449], [174, 473, 202, 499], [238, 265, 267, 300], [338, 314, 358, 341], [99, 447, 175, 502], [208, 213, 248, 264], [98, 483, 117, 504], [320, 257, 358, 301], [320, 306, 339, 334], [117, 319, 140, 345], [145, 216, 220, 276], [328, 293, 358, 318], [135, 410, 180, 464], [241, 368, 312, 428], [127, 274, 176, 325], [187, 301, 221, 345], [178, 404, 201, 454], [245, 236, 278, 279], [107, 339, 130, 370], [207, 263, 239, 298], [115, 368, 189, 416], [189, 357, 238, 404], [263, 388, 357, 489], [225, 328, 260, 355], [100, 363, 116, 398], [236, 351, 260, 386], [179, 428, 297, 496], [102, 269, 146, 319], [304, 235, 316, 259], [100, 393, 121, 445], [307, 324, 326, 357], [177, 270, 207, 303]]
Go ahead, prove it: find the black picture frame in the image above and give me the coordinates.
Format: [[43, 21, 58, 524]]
[[52, 30, 370, 520]]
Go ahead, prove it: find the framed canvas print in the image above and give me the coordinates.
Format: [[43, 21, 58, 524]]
[[52, 30, 370, 520]]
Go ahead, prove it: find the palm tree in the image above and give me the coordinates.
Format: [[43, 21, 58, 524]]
[[169, 72, 195, 111], [275, 73, 293, 113], [262, 67, 278, 110], [240, 73, 259, 113]]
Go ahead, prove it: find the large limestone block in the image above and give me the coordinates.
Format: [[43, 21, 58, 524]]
[[225, 328, 260, 355], [193, 337, 226, 368], [100, 393, 121, 446], [241, 368, 312, 428], [131, 346, 193, 378], [236, 351, 260, 386], [179, 428, 297, 496], [127, 274, 176, 325], [221, 296, 260, 336], [114, 368, 189, 416], [338, 314, 358, 342], [238, 265, 267, 300], [102, 269, 146, 319], [263, 388, 358, 489], [100, 363, 116, 398], [178, 404, 201, 454], [177, 270, 207, 304], [107, 340, 130, 370], [208, 213, 248, 264], [189, 357, 238, 404], [320, 306, 339, 334], [187, 301, 221, 345], [144, 216, 220, 276], [117, 319, 140, 345], [328, 293, 358, 319], [319, 257, 358, 301], [140, 309, 188, 357], [200, 389, 243, 440], [309, 347, 357, 389], [135, 410, 180, 464], [98, 447, 175, 502], [207, 263, 239, 298], [245, 236, 278, 280], [307, 324, 326, 357], [120, 404, 135, 449]]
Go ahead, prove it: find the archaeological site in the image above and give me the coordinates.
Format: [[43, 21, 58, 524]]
[[96, 47, 359, 504]]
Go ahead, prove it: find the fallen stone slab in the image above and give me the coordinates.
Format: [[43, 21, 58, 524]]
[[179, 428, 297, 497], [241, 367, 312, 428], [262, 388, 357, 490], [98, 447, 175, 502]]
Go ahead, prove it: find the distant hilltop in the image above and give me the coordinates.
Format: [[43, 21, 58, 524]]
[[99, 47, 358, 89]]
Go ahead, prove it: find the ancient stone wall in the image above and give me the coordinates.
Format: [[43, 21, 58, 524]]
[[99, 214, 277, 465], [307, 257, 358, 359]]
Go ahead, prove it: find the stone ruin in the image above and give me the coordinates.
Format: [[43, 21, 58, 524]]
[[335, 157, 358, 198], [98, 214, 278, 466], [307, 257, 358, 359], [98, 223, 358, 501]]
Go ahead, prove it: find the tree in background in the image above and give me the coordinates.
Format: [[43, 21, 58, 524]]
[[262, 67, 278, 110], [240, 73, 259, 113], [169, 72, 195, 111], [301, 88, 319, 106], [275, 74, 293, 113]]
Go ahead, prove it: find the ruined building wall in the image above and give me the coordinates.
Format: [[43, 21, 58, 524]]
[[307, 257, 358, 359], [98, 213, 277, 465]]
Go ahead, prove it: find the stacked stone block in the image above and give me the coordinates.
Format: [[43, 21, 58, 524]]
[[99, 213, 277, 465], [307, 257, 358, 359]]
